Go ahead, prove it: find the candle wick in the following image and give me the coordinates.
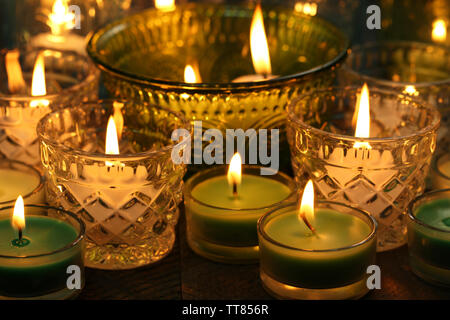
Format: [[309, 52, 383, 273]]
[[18, 228, 23, 242], [232, 182, 238, 198], [301, 213, 316, 234]]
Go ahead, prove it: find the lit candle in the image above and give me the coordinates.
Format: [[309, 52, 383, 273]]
[[30, 0, 86, 55], [184, 153, 295, 263], [258, 180, 377, 300], [407, 189, 450, 287], [0, 197, 84, 299], [232, 4, 278, 82]]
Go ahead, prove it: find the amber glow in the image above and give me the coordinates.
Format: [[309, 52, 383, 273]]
[[30, 52, 49, 108], [250, 4, 272, 76], [12, 196, 25, 231], [403, 85, 419, 96], [298, 180, 315, 230], [113, 102, 124, 140], [353, 83, 371, 149], [432, 19, 447, 42], [227, 153, 242, 189], [48, 0, 76, 36], [5, 50, 26, 94], [184, 64, 202, 83], [155, 0, 176, 12], [294, 2, 318, 16]]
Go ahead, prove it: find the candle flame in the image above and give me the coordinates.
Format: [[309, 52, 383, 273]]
[[432, 19, 447, 43], [353, 83, 371, 149], [5, 50, 26, 94], [30, 52, 49, 108], [298, 180, 315, 231], [250, 4, 272, 76], [403, 85, 419, 96], [106, 116, 120, 156], [184, 64, 202, 83], [155, 0, 176, 12], [47, 0, 76, 36], [227, 153, 242, 190], [12, 196, 25, 231]]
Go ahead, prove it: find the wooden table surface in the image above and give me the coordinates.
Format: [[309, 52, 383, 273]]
[[78, 206, 450, 300]]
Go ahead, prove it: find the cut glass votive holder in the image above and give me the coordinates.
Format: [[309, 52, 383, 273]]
[[0, 160, 45, 206], [340, 41, 450, 154], [0, 204, 85, 300], [87, 3, 349, 171], [38, 99, 190, 270], [407, 189, 450, 287], [184, 165, 296, 264], [431, 153, 450, 190], [0, 48, 99, 166], [287, 86, 441, 252], [258, 201, 377, 300]]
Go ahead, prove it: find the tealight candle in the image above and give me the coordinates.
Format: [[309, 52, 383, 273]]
[[0, 160, 44, 207], [184, 153, 296, 263], [431, 153, 450, 190], [407, 189, 450, 287], [258, 180, 377, 300], [0, 198, 85, 299]]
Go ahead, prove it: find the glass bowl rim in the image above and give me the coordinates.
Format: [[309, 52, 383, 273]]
[[343, 40, 450, 88], [37, 98, 192, 160], [0, 160, 44, 207], [287, 85, 441, 144], [184, 165, 297, 212], [86, 2, 350, 91], [0, 47, 98, 102], [0, 204, 85, 259], [433, 153, 450, 181], [407, 188, 450, 234], [257, 200, 377, 252]]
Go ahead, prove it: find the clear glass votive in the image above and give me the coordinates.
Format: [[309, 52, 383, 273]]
[[340, 41, 450, 153], [287, 86, 441, 252], [407, 189, 450, 287], [0, 204, 85, 300], [431, 153, 450, 190], [258, 201, 377, 300], [0, 160, 45, 208], [184, 166, 296, 264], [0, 48, 99, 166], [38, 99, 190, 270]]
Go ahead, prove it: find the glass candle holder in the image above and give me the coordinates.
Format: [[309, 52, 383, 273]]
[[0, 204, 85, 300], [0, 48, 99, 166], [407, 189, 450, 287], [38, 99, 189, 270], [287, 86, 440, 252], [87, 2, 349, 170], [184, 165, 296, 264], [258, 201, 377, 300], [431, 153, 450, 190], [340, 41, 450, 154], [0, 160, 45, 207]]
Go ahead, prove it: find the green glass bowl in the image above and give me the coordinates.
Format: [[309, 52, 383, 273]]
[[87, 3, 349, 132]]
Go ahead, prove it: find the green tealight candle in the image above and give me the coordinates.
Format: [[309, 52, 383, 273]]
[[0, 202, 84, 299], [184, 160, 295, 263], [408, 193, 450, 286]]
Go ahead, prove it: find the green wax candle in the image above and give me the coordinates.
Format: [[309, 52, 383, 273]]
[[0, 216, 83, 298], [408, 198, 450, 273], [188, 174, 292, 246], [259, 209, 376, 289]]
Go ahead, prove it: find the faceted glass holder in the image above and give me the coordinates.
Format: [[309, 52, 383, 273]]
[[287, 86, 441, 252], [258, 201, 377, 300], [0, 48, 99, 166], [38, 99, 190, 270], [407, 189, 450, 287], [340, 41, 450, 154], [87, 2, 349, 171], [0, 204, 85, 300]]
